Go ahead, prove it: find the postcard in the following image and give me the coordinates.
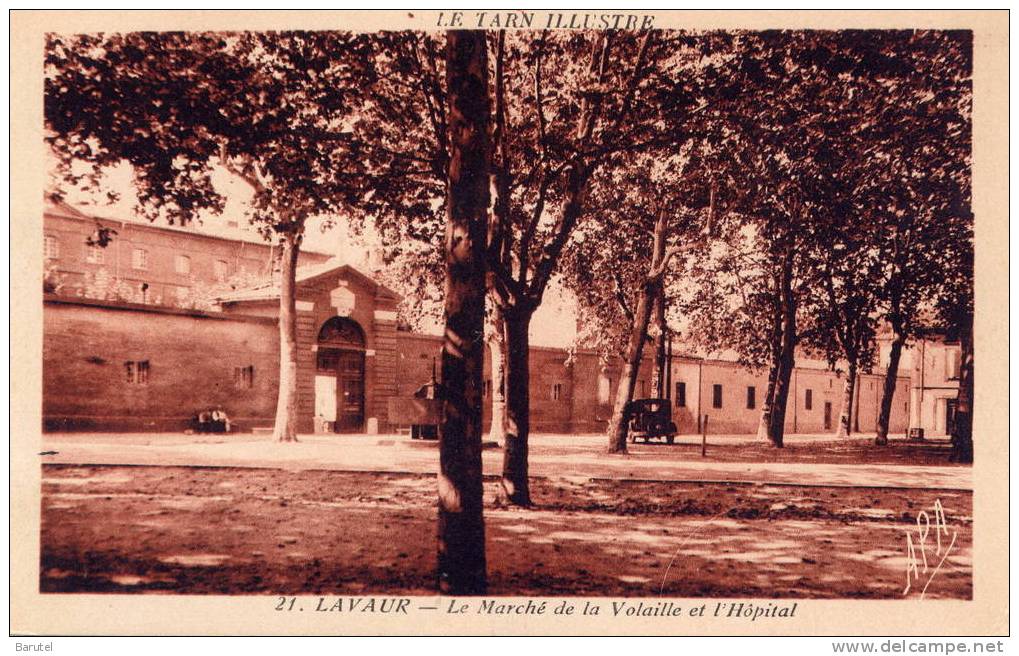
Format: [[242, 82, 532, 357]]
[[10, 9, 1009, 636]]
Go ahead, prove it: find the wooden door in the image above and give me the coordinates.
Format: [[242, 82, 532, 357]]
[[335, 350, 364, 432]]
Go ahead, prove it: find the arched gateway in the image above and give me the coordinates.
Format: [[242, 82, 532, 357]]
[[315, 317, 365, 432]]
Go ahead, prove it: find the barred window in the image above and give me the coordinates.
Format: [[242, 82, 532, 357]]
[[234, 365, 255, 389], [125, 360, 149, 384]]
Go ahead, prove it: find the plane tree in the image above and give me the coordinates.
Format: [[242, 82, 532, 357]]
[[687, 31, 840, 448], [688, 30, 949, 446], [436, 29, 491, 594], [794, 30, 972, 443], [858, 31, 973, 446], [45, 30, 373, 442], [357, 29, 734, 505], [562, 145, 723, 452]]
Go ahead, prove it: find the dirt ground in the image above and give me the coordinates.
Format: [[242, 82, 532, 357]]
[[41, 464, 972, 599]]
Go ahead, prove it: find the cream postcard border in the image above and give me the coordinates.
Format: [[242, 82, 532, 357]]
[[9, 9, 1009, 636]]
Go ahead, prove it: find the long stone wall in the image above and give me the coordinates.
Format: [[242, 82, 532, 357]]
[[43, 295, 278, 431], [42, 295, 911, 436]]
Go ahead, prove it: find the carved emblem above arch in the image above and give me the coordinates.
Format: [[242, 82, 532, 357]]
[[317, 317, 365, 349]]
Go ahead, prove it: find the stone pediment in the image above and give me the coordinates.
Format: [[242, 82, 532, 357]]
[[215, 260, 402, 305]]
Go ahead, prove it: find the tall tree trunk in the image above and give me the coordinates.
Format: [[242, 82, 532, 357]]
[[757, 276, 784, 442], [769, 345, 794, 447], [767, 249, 795, 448], [607, 280, 657, 453], [501, 306, 533, 506], [756, 364, 778, 441], [271, 231, 301, 443], [837, 360, 858, 438], [875, 325, 906, 445], [653, 290, 667, 398], [486, 307, 507, 444], [951, 316, 974, 463], [853, 373, 861, 433], [436, 29, 489, 595]]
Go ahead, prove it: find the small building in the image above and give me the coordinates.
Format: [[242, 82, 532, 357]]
[[904, 337, 963, 437]]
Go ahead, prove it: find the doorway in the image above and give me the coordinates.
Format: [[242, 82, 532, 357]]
[[316, 317, 365, 433], [945, 398, 958, 436], [823, 402, 833, 431]]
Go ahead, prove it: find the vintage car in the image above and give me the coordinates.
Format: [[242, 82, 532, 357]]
[[625, 398, 678, 444]]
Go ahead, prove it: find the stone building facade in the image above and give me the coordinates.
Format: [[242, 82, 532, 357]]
[[43, 259, 912, 436], [43, 200, 330, 305], [41, 199, 914, 437], [903, 337, 963, 437]]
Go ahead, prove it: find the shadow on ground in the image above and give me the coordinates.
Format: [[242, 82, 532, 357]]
[[40, 465, 972, 599]]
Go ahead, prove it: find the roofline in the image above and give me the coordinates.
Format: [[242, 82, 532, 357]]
[[43, 292, 277, 325], [296, 263, 402, 301], [43, 205, 334, 259], [215, 262, 402, 304]]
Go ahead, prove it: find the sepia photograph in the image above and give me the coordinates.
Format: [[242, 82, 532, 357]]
[[9, 9, 1009, 638]]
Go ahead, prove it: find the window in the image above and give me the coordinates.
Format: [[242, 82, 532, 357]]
[[173, 285, 190, 302], [805, 389, 813, 411], [945, 349, 961, 380], [552, 383, 563, 401], [746, 386, 756, 410], [44, 235, 59, 259], [85, 244, 104, 264], [175, 254, 191, 275], [132, 248, 148, 270], [125, 360, 149, 384], [234, 365, 254, 389], [676, 382, 686, 408], [712, 384, 723, 409], [214, 259, 229, 280]]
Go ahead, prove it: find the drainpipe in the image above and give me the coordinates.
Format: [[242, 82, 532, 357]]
[[853, 372, 862, 433]]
